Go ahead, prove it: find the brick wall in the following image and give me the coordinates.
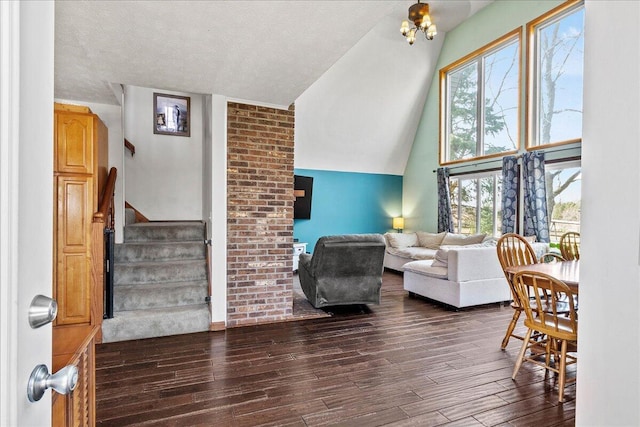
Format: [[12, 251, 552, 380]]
[[226, 102, 295, 327]]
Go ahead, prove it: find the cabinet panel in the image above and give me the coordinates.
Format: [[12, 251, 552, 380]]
[[55, 176, 93, 325], [52, 330, 96, 427], [56, 113, 94, 175]]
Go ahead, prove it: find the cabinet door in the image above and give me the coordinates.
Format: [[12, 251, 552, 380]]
[[55, 112, 94, 175], [55, 175, 93, 325], [52, 333, 96, 427]]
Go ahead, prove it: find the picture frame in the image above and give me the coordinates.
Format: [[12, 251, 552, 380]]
[[153, 93, 190, 137]]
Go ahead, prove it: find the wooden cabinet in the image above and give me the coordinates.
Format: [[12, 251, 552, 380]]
[[55, 175, 94, 324], [55, 113, 96, 175], [52, 328, 97, 427], [52, 103, 107, 427], [53, 104, 107, 326]]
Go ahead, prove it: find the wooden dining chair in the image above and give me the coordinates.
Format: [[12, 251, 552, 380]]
[[496, 233, 539, 350], [559, 231, 580, 261], [511, 270, 578, 402], [539, 252, 565, 263]]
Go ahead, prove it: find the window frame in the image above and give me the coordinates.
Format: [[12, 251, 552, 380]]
[[525, 0, 585, 150], [449, 170, 503, 237], [439, 28, 522, 166]]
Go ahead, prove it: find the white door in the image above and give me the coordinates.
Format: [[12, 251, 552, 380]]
[[0, 2, 55, 426]]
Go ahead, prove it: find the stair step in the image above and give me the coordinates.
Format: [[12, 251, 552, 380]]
[[114, 241, 205, 263], [108, 219, 210, 343], [124, 221, 205, 242], [101, 305, 211, 343], [113, 259, 207, 285], [113, 280, 208, 311]]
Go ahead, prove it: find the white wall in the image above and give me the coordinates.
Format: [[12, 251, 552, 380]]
[[294, 14, 443, 176], [124, 85, 203, 220], [576, 1, 640, 424], [55, 98, 125, 242], [209, 95, 228, 325]]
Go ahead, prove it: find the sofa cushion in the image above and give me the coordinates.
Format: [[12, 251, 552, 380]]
[[416, 231, 447, 249], [402, 260, 448, 279], [430, 248, 450, 268], [385, 232, 418, 248], [442, 233, 486, 246], [394, 246, 438, 260]]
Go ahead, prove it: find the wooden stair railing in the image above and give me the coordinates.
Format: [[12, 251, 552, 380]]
[[124, 138, 135, 156], [92, 167, 117, 341]]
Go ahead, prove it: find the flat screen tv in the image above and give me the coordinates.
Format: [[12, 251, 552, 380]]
[[294, 175, 313, 219]]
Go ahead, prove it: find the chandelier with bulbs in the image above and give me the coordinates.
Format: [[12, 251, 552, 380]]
[[400, 1, 437, 45]]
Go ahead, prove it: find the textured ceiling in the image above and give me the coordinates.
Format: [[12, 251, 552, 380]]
[[54, 0, 492, 107]]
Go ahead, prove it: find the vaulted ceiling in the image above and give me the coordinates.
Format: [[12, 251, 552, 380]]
[[55, 0, 491, 174]]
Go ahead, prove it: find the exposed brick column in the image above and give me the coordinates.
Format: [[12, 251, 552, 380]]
[[226, 102, 295, 327]]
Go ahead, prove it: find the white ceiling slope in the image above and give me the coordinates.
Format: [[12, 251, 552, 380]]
[[295, 0, 492, 176], [54, 0, 491, 174], [55, 1, 400, 106], [55, 0, 490, 108]]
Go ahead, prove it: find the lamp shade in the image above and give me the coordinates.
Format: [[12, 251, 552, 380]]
[[392, 217, 405, 230]]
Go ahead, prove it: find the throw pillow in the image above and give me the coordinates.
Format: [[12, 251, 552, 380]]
[[524, 235, 537, 243], [441, 232, 487, 246], [416, 231, 447, 249], [385, 232, 418, 248], [430, 248, 449, 268]]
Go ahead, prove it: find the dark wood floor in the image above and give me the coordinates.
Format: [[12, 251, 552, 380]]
[[95, 272, 576, 426]]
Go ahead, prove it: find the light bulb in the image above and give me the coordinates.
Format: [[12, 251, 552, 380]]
[[407, 28, 416, 45], [427, 24, 437, 39], [400, 20, 410, 36], [421, 14, 432, 29]]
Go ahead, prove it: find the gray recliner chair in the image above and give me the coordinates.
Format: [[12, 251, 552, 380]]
[[298, 234, 386, 308]]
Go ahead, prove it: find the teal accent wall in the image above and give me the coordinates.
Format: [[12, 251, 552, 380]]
[[403, 0, 566, 233], [293, 169, 402, 252]]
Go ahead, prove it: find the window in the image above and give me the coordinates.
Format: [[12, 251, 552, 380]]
[[450, 171, 502, 236], [527, 0, 584, 148], [546, 161, 581, 243], [441, 29, 521, 164]]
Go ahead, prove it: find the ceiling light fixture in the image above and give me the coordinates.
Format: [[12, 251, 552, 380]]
[[400, 1, 437, 45]]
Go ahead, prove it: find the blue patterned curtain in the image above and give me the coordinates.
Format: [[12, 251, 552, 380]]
[[437, 168, 454, 233], [522, 151, 550, 243], [501, 156, 519, 234]]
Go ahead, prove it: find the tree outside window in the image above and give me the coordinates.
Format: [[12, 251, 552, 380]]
[[450, 172, 502, 236], [546, 162, 581, 243], [528, 1, 584, 147], [441, 30, 520, 164]]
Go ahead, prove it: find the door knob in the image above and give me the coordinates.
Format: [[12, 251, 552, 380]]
[[28, 294, 57, 328], [27, 364, 78, 402]]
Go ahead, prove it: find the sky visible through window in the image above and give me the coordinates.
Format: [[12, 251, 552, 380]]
[[536, 6, 584, 144]]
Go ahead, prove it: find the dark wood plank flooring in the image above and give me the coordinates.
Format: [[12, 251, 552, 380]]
[[95, 272, 576, 426]]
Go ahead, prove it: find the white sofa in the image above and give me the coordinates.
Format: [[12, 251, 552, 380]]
[[402, 246, 511, 309], [383, 231, 549, 309], [383, 231, 487, 271]]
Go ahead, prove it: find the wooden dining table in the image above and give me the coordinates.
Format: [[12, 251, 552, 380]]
[[505, 260, 580, 293]]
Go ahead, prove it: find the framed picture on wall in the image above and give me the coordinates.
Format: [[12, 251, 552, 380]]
[[153, 93, 190, 137]]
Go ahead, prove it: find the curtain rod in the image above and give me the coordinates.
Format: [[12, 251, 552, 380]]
[[432, 146, 581, 173]]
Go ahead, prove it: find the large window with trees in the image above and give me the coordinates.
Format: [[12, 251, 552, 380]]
[[450, 171, 502, 236], [527, 0, 584, 148], [546, 161, 581, 243], [440, 29, 521, 164]]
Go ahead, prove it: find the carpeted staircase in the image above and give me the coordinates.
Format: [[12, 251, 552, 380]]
[[101, 221, 211, 343]]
